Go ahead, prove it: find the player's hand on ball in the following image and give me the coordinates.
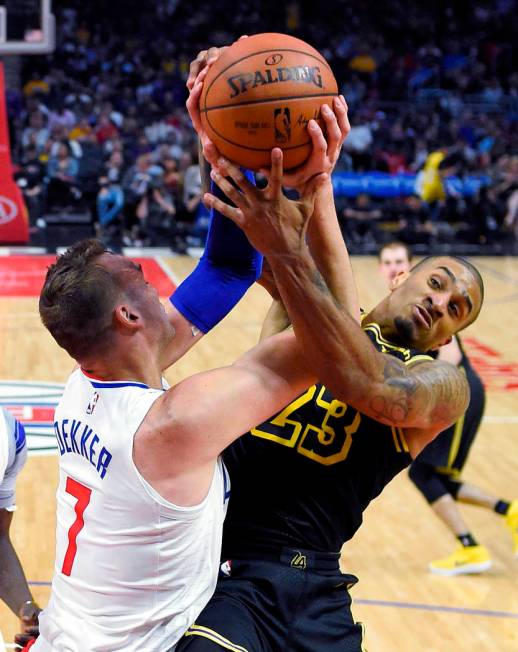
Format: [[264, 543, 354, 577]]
[[262, 96, 350, 191], [186, 36, 248, 91], [187, 47, 221, 92], [186, 74, 221, 169], [186, 37, 248, 169], [204, 149, 328, 257]]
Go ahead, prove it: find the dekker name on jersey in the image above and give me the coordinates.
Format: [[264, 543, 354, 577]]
[[54, 418, 112, 479]]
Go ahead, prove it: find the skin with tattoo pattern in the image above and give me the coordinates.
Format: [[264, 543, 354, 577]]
[[204, 152, 483, 457]]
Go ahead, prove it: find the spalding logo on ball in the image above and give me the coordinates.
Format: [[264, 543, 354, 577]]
[[200, 33, 338, 170]]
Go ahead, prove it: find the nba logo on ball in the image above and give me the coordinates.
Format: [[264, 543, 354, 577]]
[[274, 108, 291, 144], [200, 32, 338, 170]]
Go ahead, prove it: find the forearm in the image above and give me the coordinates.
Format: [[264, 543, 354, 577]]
[[259, 299, 292, 341], [268, 248, 382, 409], [155, 332, 316, 471], [306, 180, 360, 321], [0, 536, 33, 617], [268, 249, 468, 429], [171, 168, 262, 333]]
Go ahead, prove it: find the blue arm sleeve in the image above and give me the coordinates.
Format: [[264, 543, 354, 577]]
[[170, 168, 263, 333]]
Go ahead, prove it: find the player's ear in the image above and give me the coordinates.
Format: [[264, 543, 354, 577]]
[[390, 270, 409, 292], [114, 304, 140, 330]]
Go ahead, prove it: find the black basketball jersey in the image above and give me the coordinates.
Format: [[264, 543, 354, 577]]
[[222, 321, 433, 556]]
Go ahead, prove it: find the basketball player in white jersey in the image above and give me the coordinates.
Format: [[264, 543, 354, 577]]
[[27, 40, 350, 651], [31, 234, 322, 651], [0, 407, 41, 646]]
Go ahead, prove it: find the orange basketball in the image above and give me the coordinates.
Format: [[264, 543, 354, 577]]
[[200, 33, 338, 171]]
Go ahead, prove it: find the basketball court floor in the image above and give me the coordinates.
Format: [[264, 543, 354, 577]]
[[0, 252, 516, 651]]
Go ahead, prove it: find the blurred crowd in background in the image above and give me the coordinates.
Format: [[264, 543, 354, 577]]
[[5, 0, 518, 251]]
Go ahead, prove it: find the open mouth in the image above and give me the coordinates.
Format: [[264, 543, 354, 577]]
[[413, 304, 432, 330]]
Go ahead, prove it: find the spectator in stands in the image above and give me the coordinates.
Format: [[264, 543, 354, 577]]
[[48, 125, 83, 159], [341, 193, 383, 245], [95, 113, 120, 145], [136, 170, 177, 246], [21, 112, 49, 154], [161, 155, 182, 201], [76, 132, 105, 221], [105, 150, 126, 184], [7, 0, 518, 250], [395, 194, 435, 245], [344, 116, 373, 171], [96, 175, 124, 245], [15, 146, 46, 225], [181, 151, 203, 221], [46, 142, 80, 211], [47, 102, 76, 132]]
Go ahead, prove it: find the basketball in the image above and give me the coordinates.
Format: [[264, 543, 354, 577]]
[[200, 33, 338, 170]]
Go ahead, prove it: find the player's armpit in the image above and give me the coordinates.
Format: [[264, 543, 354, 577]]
[[366, 357, 470, 432], [134, 331, 315, 503]]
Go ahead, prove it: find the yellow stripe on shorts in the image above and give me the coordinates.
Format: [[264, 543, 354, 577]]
[[184, 624, 249, 652], [358, 621, 368, 652]]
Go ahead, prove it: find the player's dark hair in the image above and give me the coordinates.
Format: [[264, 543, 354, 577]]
[[377, 241, 413, 262], [410, 255, 484, 323], [39, 239, 121, 360]]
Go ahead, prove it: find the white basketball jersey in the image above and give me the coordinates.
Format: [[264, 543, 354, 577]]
[[34, 369, 230, 652], [0, 407, 27, 510]]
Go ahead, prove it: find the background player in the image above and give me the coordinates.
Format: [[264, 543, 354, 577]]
[[0, 407, 41, 647], [174, 143, 484, 651], [378, 241, 518, 575]]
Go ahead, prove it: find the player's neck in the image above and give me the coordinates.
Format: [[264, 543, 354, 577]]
[[79, 345, 163, 389], [362, 299, 398, 343]]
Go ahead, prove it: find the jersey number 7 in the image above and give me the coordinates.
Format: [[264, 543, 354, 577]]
[[62, 476, 92, 576]]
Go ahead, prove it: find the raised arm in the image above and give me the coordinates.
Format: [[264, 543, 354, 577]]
[[260, 100, 357, 340], [304, 178, 360, 322], [300, 99, 360, 322], [266, 248, 468, 432], [134, 331, 315, 504], [258, 174, 361, 342], [203, 152, 469, 436], [161, 46, 262, 367]]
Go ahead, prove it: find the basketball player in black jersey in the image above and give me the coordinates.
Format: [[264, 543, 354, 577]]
[[174, 141, 485, 651], [379, 242, 518, 576]]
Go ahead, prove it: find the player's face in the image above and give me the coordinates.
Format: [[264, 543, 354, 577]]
[[387, 257, 482, 351], [101, 254, 174, 343], [379, 247, 411, 285]]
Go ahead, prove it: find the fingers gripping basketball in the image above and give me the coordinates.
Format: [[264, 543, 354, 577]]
[[200, 33, 338, 170]]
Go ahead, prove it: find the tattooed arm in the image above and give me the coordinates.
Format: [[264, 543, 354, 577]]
[[305, 178, 361, 322], [259, 175, 359, 343], [377, 356, 469, 456], [266, 249, 469, 434], [204, 151, 469, 440]]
